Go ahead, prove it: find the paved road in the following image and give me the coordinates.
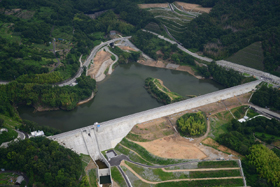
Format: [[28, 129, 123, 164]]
[[57, 36, 131, 86], [0, 37, 131, 87], [142, 29, 280, 86], [0, 130, 26, 148], [117, 165, 132, 187], [105, 47, 119, 75]]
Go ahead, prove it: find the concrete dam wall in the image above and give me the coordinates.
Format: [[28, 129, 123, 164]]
[[49, 80, 261, 158]]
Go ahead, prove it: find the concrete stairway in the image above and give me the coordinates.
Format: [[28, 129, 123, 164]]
[[81, 128, 101, 160]]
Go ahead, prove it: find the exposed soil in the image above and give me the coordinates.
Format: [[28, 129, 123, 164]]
[[272, 141, 280, 148], [85, 160, 97, 187], [135, 135, 208, 159], [175, 2, 212, 13], [125, 93, 251, 160], [77, 92, 95, 106], [118, 46, 137, 52], [202, 138, 241, 157], [112, 179, 120, 187], [137, 57, 203, 79], [130, 118, 174, 141], [176, 65, 203, 79], [138, 3, 169, 9], [34, 105, 59, 112], [88, 50, 111, 78]]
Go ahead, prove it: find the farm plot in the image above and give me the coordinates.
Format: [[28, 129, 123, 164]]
[[144, 6, 195, 43], [226, 42, 264, 70]]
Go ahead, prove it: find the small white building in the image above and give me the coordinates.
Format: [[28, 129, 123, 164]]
[[238, 118, 246, 123], [30, 130, 44, 137]]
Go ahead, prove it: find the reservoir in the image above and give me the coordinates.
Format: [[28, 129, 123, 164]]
[[18, 63, 224, 132]]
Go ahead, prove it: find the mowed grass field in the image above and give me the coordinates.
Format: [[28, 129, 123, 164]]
[[226, 42, 264, 70]]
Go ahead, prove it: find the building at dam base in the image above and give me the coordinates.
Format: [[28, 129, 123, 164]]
[[49, 80, 261, 160]]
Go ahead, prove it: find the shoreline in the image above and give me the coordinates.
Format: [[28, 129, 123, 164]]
[[77, 92, 95, 106], [33, 92, 95, 112], [137, 60, 204, 80]]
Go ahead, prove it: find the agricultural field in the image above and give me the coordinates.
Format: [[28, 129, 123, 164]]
[[141, 3, 200, 43], [226, 42, 264, 70]]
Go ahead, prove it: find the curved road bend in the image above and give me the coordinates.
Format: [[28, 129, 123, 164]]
[[104, 47, 119, 75], [57, 36, 131, 87], [0, 37, 131, 87]]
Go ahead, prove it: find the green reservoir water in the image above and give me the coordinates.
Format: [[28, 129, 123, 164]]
[[18, 63, 224, 132]]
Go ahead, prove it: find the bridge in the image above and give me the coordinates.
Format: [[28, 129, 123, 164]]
[[49, 80, 261, 159]]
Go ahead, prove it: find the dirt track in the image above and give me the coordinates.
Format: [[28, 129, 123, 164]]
[[138, 3, 169, 9], [175, 2, 212, 13]]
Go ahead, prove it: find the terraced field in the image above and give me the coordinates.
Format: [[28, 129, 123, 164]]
[[142, 3, 200, 43]]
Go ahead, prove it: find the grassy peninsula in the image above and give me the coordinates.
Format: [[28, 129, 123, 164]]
[[145, 77, 184, 104]]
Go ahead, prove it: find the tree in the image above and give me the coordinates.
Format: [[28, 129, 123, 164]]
[[0, 119, 4, 128]]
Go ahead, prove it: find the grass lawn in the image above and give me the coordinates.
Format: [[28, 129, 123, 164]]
[[125, 161, 189, 182], [88, 169, 98, 187], [0, 115, 20, 145], [114, 144, 152, 165], [198, 161, 239, 168], [246, 108, 259, 118], [209, 106, 249, 139], [111, 166, 126, 187], [209, 111, 232, 140], [155, 179, 244, 187], [189, 169, 241, 178], [231, 106, 247, 119], [120, 138, 188, 165], [226, 42, 264, 70], [255, 132, 280, 143]]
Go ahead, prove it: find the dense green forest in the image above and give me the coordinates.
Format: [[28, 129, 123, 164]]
[[0, 137, 85, 187], [0, 72, 96, 120], [132, 30, 195, 65], [217, 117, 280, 155], [175, 0, 280, 74], [145, 77, 172, 104], [109, 46, 141, 64], [19, 119, 61, 136], [0, 0, 155, 81], [198, 61, 255, 87], [251, 85, 280, 111], [215, 116, 280, 186], [177, 112, 206, 136]]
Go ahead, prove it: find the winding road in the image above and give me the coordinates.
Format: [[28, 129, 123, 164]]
[[58, 37, 130, 86]]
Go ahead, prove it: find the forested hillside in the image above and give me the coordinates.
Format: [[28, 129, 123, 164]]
[[0, 137, 85, 187], [178, 0, 280, 74]]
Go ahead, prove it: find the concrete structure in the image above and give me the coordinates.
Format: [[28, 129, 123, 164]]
[[216, 60, 280, 85], [30, 130, 44, 137], [49, 80, 261, 156], [16, 176, 24, 185]]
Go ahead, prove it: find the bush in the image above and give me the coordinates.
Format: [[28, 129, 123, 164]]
[[176, 112, 206, 136]]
